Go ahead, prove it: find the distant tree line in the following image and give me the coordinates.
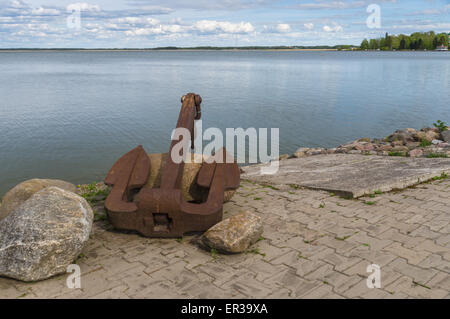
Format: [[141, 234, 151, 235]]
[[0, 45, 358, 51], [360, 32, 449, 51], [147, 45, 356, 50]]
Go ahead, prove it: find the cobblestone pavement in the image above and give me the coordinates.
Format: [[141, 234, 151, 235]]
[[1, 177, 449, 299]]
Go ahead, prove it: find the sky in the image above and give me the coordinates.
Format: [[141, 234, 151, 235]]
[[0, 0, 448, 48]]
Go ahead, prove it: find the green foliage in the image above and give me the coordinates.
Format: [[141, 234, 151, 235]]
[[93, 211, 108, 222], [298, 252, 309, 260], [427, 153, 448, 158], [419, 139, 432, 147], [360, 39, 369, 50], [261, 184, 280, 191], [433, 120, 448, 132], [388, 151, 406, 157], [210, 248, 218, 259], [431, 172, 448, 181], [361, 31, 448, 51], [79, 182, 110, 204], [413, 281, 431, 289], [246, 248, 266, 257]]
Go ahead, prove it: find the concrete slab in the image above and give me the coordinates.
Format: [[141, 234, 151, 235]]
[[242, 154, 450, 198]]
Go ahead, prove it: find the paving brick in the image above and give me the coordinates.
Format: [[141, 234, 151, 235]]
[[426, 272, 450, 291], [0, 280, 23, 299], [383, 242, 431, 265], [298, 284, 344, 299], [415, 239, 448, 254], [90, 285, 130, 299], [387, 258, 438, 284], [384, 276, 448, 299], [321, 271, 361, 295]]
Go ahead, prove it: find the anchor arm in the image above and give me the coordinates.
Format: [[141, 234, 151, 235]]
[[104, 145, 150, 213]]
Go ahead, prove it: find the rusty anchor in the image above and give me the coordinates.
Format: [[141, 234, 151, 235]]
[[104, 93, 240, 237]]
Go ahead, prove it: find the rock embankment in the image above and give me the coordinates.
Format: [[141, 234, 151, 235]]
[[281, 126, 450, 160]]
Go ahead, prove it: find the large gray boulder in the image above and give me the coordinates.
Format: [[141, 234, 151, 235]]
[[202, 211, 263, 254], [0, 179, 76, 221], [442, 130, 450, 143], [0, 187, 93, 282]]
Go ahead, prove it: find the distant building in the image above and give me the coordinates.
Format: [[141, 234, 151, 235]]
[[436, 44, 448, 51]]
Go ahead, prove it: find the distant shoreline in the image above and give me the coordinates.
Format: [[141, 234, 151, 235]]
[[0, 47, 346, 52], [0, 48, 340, 52], [1, 48, 446, 53]]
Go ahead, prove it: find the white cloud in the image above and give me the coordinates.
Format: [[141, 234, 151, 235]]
[[124, 23, 187, 36], [296, 1, 365, 10], [32, 7, 60, 16], [304, 23, 314, 30], [114, 17, 160, 25], [125, 27, 161, 36], [0, 17, 14, 22], [392, 23, 450, 30], [10, 0, 28, 9], [163, 24, 183, 33], [66, 3, 101, 12], [193, 20, 254, 34], [122, 20, 255, 38], [275, 23, 291, 33], [323, 25, 343, 32]]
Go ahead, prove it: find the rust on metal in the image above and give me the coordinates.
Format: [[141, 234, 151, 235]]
[[104, 93, 240, 237]]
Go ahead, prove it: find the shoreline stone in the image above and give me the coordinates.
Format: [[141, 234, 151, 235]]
[[0, 187, 93, 282], [442, 130, 450, 143], [0, 179, 77, 221], [291, 127, 450, 160], [201, 211, 263, 254]]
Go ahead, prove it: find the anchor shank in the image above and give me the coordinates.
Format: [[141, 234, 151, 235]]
[[160, 94, 199, 190]]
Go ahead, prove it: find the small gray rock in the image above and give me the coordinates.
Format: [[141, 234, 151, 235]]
[[202, 211, 263, 254], [408, 149, 423, 158], [293, 148, 310, 158], [0, 179, 76, 221], [0, 187, 93, 282], [306, 148, 326, 156]]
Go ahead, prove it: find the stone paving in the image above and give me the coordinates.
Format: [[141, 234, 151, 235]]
[[0, 175, 449, 299]]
